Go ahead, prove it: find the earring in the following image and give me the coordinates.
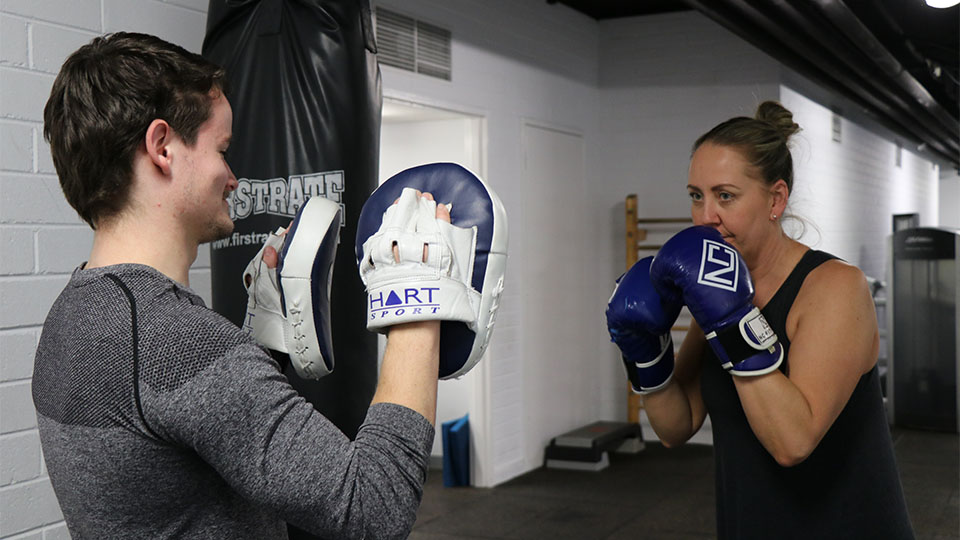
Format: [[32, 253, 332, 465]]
[[770, 214, 778, 221]]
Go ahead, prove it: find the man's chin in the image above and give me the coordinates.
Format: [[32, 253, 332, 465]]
[[200, 220, 235, 245]]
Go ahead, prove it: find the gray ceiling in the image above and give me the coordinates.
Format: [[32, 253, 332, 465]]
[[549, 0, 959, 167]]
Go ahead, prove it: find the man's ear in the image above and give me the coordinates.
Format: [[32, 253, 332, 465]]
[[144, 119, 173, 176]]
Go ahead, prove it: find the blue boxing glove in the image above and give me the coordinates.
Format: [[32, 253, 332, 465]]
[[650, 226, 783, 376], [606, 257, 683, 394]]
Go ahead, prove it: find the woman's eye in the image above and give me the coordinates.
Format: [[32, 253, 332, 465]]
[[719, 192, 734, 201], [688, 192, 702, 201]]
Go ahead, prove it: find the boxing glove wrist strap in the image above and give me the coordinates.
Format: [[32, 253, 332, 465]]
[[629, 333, 675, 395], [704, 307, 782, 375]]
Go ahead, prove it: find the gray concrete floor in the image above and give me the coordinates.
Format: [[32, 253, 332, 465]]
[[410, 427, 959, 539]]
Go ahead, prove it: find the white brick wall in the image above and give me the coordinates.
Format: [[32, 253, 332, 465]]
[[0, 2, 208, 537], [781, 86, 940, 281], [1, 1, 103, 31]]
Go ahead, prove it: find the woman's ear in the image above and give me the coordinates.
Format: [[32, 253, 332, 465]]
[[144, 119, 173, 176], [770, 179, 789, 218]]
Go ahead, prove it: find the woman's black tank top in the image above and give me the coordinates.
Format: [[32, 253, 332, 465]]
[[700, 249, 914, 539]]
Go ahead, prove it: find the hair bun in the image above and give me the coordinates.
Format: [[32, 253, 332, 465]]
[[755, 101, 800, 140]]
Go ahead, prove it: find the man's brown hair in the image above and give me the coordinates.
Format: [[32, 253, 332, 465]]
[[43, 32, 227, 228]]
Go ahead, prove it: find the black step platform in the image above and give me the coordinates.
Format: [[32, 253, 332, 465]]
[[544, 421, 644, 471]]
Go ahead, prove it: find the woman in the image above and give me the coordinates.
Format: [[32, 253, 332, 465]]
[[615, 101, 914, 539]]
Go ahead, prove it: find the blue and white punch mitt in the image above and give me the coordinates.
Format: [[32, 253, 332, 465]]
[[356, 163, 508, 379], [242, 196, 341, 380]]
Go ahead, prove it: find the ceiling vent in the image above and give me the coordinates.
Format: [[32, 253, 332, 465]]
[[375, 8, 452, 81]]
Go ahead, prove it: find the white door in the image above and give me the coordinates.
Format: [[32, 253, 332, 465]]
[[519, 122, 592, 472]]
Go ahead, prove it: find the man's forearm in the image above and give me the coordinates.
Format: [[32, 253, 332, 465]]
[[371, 321, 441, 425]]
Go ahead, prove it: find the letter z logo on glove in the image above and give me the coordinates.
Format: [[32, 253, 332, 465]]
[[697, 239, 739, 292]]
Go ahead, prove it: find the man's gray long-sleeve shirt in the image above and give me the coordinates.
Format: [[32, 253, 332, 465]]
[[33, 264, 435, 539]]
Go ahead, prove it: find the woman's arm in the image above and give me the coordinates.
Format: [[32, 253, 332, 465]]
[[734, 261, 878, 466], [642, 319, 709, 447]]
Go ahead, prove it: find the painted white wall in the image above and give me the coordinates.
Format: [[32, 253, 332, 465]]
[[940, 169, 960, 229], [380, 116, 482, 182], [780, 85, 940, 281]]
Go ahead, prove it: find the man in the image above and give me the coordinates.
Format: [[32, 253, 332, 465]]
[[34, 32, 444, 539]]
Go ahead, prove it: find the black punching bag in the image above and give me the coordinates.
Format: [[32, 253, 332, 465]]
[[202, 0, 380, 447]]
